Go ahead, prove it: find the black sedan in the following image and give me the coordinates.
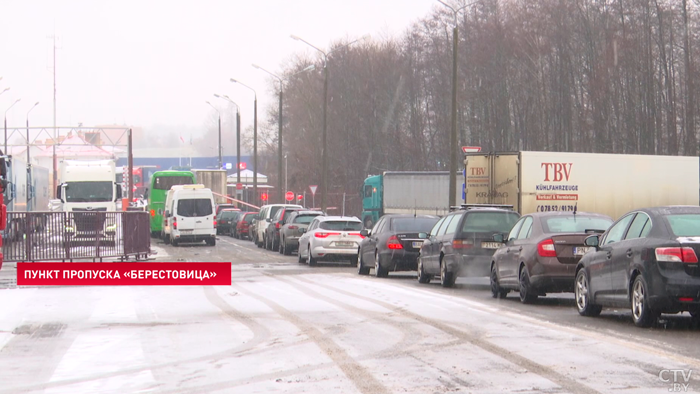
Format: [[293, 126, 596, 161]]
[[575, 206, 700, 327], [490, 211, 613, 303], [357, 214, 440, 277]]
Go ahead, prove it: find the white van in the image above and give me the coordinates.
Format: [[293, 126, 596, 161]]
[[162, 184, 217, 246]]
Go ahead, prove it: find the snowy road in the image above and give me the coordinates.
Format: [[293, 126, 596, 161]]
[[0, 235, 699, 393]]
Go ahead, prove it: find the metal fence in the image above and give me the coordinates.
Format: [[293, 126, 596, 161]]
[[2, 211, 151, 262]]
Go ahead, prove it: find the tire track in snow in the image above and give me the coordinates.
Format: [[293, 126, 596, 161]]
[[294, 275, 602, 394]]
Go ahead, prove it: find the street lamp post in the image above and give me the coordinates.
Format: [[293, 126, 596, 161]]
[[205, 101, 222, 169], [26, 101, 39, 211], [4, 98, 21, 154], [252, 64, 315, 204], [214, 94, 241, 187], [284, 154, 288, 194], [0, 87, 9, 97], [230, 79, 258, 205], [437, 0, 480, 207], [290, 35, 367, 212]]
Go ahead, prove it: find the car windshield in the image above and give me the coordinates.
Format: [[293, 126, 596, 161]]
[[219, 211, 237, 219], [542, 216, 613, 233], [462, 212, 520, 233], [391, 217, 439, 232], [319, 221, 362, 231], [666, 214, 700, 237], [294, 214, 321, 224], [177, 199, 213, 217], [64, 181, 113, 203]]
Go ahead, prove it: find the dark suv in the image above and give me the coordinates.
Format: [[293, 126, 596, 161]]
[[265, 207, 303, 251], [417, 205, 521, 287]]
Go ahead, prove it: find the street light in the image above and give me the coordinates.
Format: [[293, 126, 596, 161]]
[[284, 154, 288, 194], [230, 78, 258, 205], [252, 63, 315, 203], [437, 0, 480, 207], [214, 94, 241, 188], [4, 98, 21, 154], [26, 101, 39, 210], [205, 101, 222, 169], [290, 34, 368, 212], [0, 87, 9, 97]]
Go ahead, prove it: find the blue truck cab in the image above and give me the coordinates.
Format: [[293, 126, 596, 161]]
[[361, 174, 383, 229]]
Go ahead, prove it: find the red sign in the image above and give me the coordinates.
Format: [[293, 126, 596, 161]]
[[462, 146, 482, 153], [238, 162, 247, 170], [236, 182, 243, 190], [285, 191, 294, 201], [260, 193, 268, 201], [297, 194, 303, 200], [16, 262, 232, 286]]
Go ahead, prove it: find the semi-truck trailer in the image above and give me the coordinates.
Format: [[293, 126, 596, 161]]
[[464, 151, 699, 219], [361, 171, 462, 228], [191, 169, 227, 204], [1, 156, 51, 242]]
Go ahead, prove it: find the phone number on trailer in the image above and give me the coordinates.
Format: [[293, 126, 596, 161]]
[[536, 205, 578, 212]]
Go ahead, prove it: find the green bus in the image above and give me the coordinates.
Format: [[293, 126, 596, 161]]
[[147, 170, 196, 237]]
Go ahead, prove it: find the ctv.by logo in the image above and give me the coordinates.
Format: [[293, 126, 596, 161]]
[[659, 369, 693, 392]]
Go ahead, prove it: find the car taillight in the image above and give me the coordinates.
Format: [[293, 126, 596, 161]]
[[214, 220, 217, 228], [452, 239, 473, 249], [315, 232, 340, 238], [537, 239, 557, 257], [655, 247, 699, 263], [173, 217, 177, 230], [275, 222, 281, 229], [387, 235, 403, 249], [150, 209, 155, 217], [349, 232, 365, 238], [288, 225, 298, 229]]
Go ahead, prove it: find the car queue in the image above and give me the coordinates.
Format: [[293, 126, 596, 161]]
[[211, 201, 700, 329]]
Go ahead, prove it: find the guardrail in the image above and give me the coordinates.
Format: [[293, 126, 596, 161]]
[[2, 211, 151, 262]]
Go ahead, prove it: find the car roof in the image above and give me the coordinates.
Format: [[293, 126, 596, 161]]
[[295, 210, 324, 215], [220, 208, 240, 212], [318, 216, 360, 222], [383, 214, 439, 219], [525, 211, 611, 219]]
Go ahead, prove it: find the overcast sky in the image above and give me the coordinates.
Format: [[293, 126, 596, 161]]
[[0, 0, 438, 141]]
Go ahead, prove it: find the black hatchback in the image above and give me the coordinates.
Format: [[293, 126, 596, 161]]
[[417, 205, 521, 287], [575, 206, 700, 327], [357, 214, 439, 277]]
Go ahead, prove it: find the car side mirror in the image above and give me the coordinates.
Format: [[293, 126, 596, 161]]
[[266, 218, 271, 222], [360, 229, 369, 237], [418, 232, 428, 239], [301, 228, 307, 233], [115, 183, 123, 201], [143, 188, 149, 200], [493, 233, 504, 243], [584, 234, 600, 248]]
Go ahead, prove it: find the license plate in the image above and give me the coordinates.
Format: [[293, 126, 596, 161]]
[[412, 241, 423, 248], [481, 242, 501, 249], [335, 241, 353, 247], [573, 247, 591, 256]]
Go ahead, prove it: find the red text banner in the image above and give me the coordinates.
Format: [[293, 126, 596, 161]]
[[16, 262, 232, 286]]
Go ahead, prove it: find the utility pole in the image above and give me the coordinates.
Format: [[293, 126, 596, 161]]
[[52, 34, 58, 198]]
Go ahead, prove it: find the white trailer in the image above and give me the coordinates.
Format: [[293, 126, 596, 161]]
[[191, 169, 227, 204], [464, 151, 700, 219]]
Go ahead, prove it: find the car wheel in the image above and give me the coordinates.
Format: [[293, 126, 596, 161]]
[[308, 246, 317, 267], [277, 238, 283, 254], [164, 233, 171, 245], [357, 250, 370, 275], [172, 238, 179, 247], [283, 240, 292, 256], [490, 263, 508, 299], [519, 266, 538, 304], [206, 237, 216, 246], [374, 251, 388, 278], [257, 235, 263, 248], [575, 269, 602, 317], [297, 247, 305, 264], [631, 275, 658, 328], [440, 257, 455, 288], [417, 255, 432, 284]]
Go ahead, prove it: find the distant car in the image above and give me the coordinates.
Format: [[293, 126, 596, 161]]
[[357, 214, 440, 277], [575, 206, 700, 327], [265, 207, 303, 251], [417, 205, 521, 287], [490, 211, 613, 303], [279, 210, 325, 255], [216, 209, 240, 236], [298, 216, 364, 266], [235, 212, 257, 240], [255, 204, 303, 248], [215, 204, 238, 216]]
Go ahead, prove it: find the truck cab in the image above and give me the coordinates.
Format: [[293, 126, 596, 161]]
[[361, 174, 383, 229]]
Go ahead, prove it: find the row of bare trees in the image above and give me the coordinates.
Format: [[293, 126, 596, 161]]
[[243, 0, 700, 213]]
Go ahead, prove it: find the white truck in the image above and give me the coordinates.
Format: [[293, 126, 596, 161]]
[[191, 169, 228, 204], [53, 160, 122, 246], [464, 151, 700, 219], [360, 171, 463, 228]]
